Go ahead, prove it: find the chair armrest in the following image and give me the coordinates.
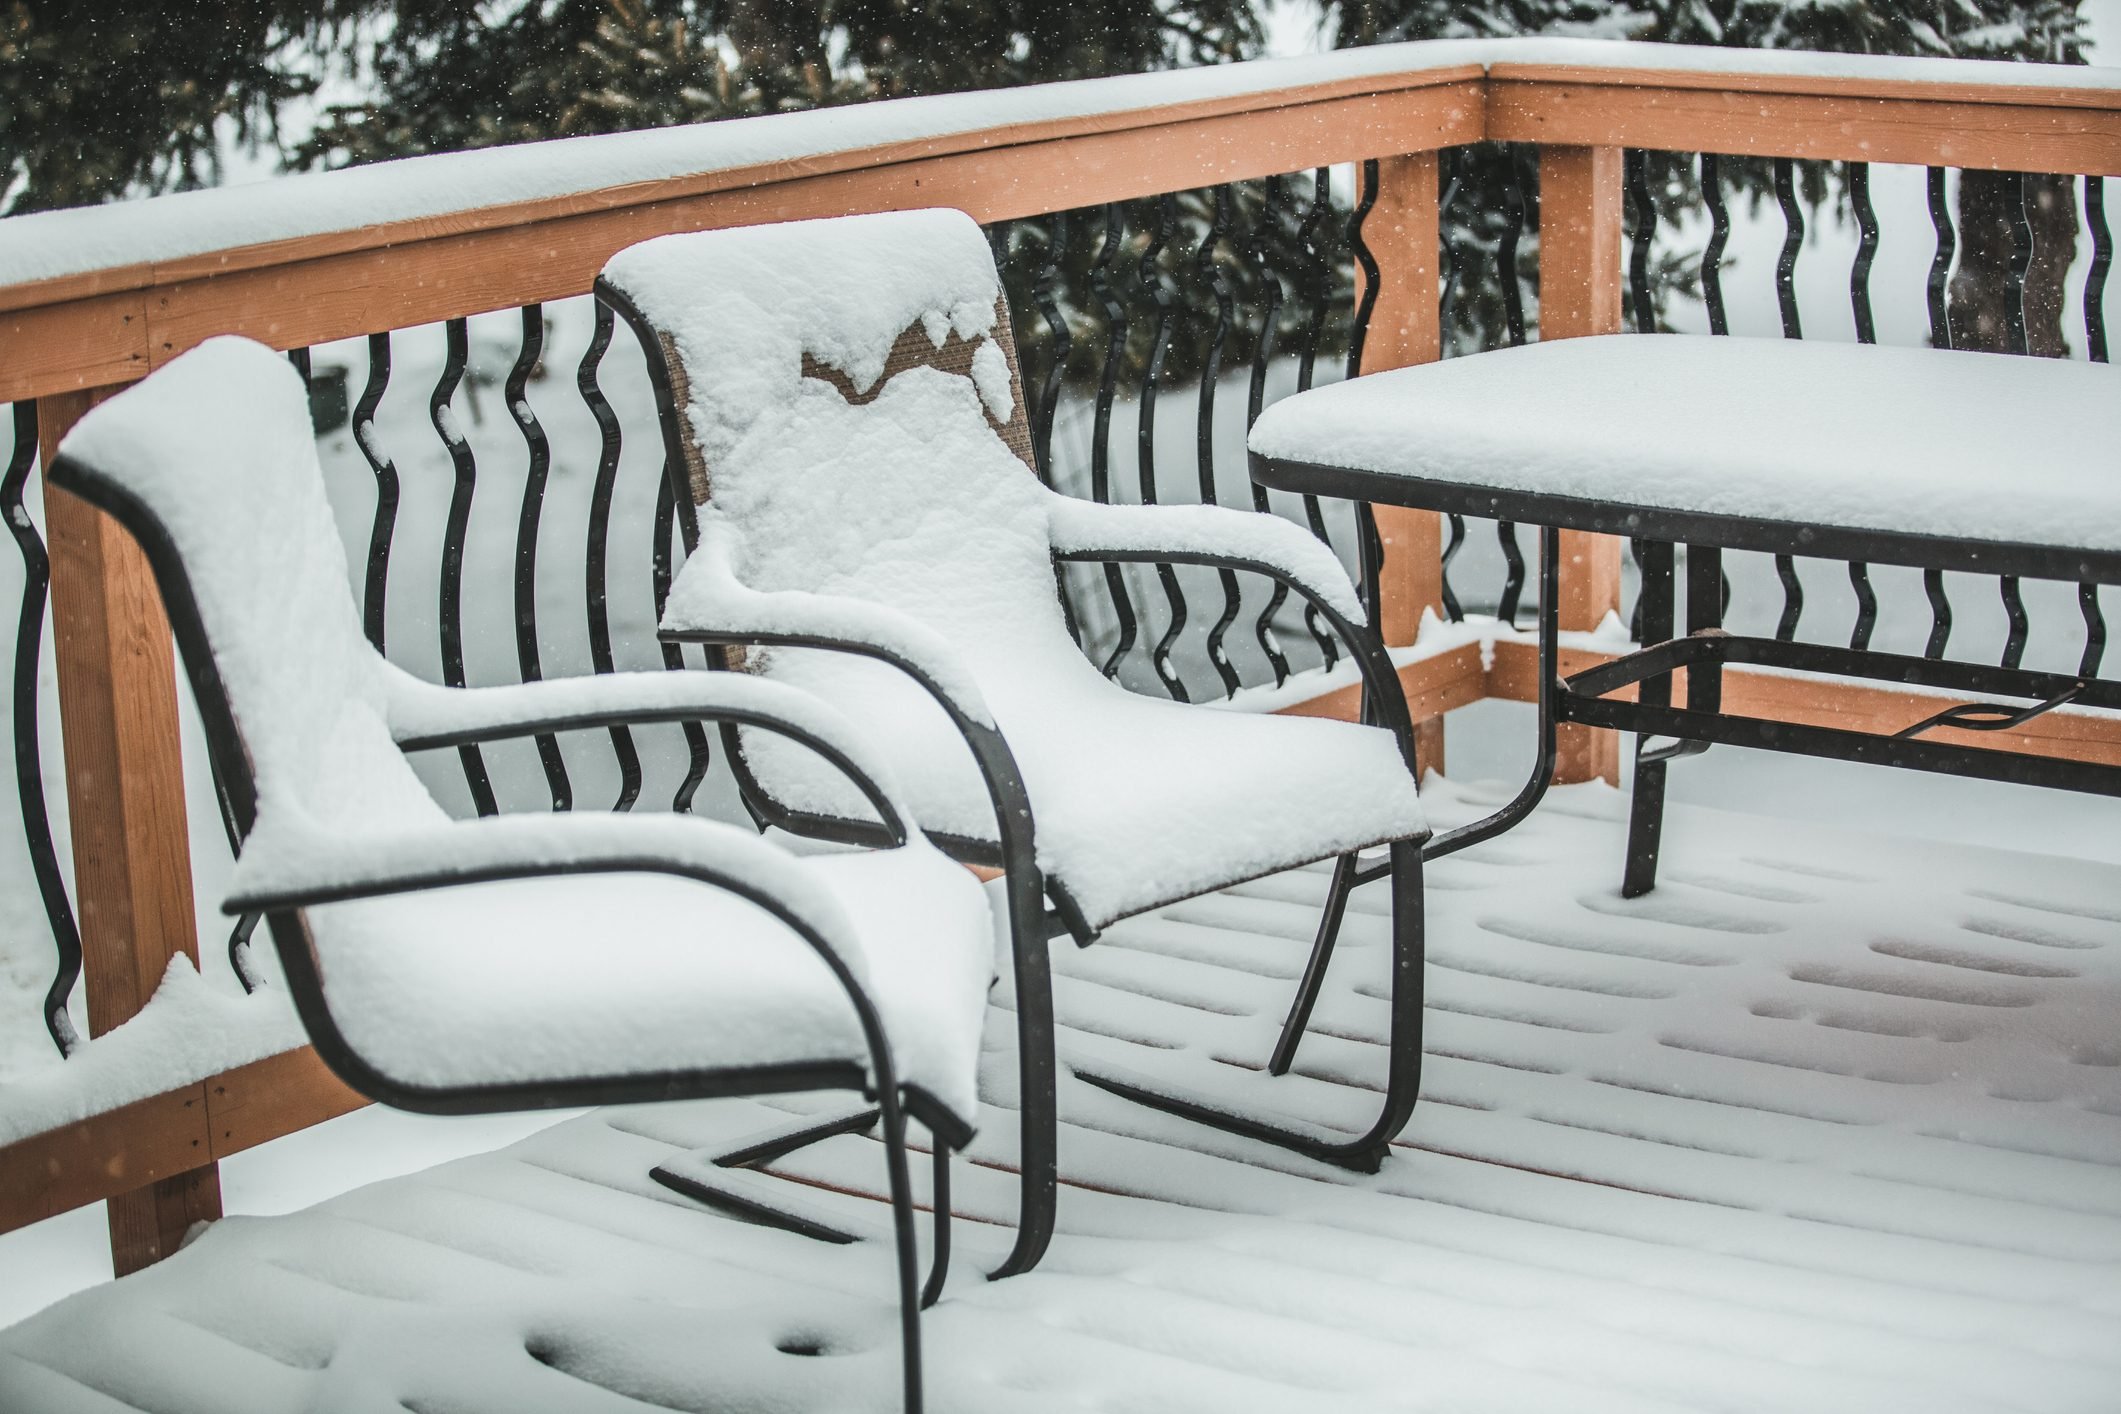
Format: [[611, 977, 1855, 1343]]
[[1041, 494, 1367, 626], [224, 810, 875, 969], [381, 663, 912, 843], [657, 522, 992, 725]]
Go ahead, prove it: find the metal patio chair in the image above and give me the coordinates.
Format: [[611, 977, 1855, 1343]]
[[49, 336, 1001, 1414], [597, 207, 1432, 1281]]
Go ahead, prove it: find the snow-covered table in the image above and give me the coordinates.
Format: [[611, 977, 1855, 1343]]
[[1249, 334, 2121, 894]]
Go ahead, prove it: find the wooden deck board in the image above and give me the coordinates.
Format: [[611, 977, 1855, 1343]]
[[4, 783, 2117, 1412]]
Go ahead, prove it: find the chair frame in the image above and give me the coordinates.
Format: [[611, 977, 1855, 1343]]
[[47, 441, 968, 1414], [600, 276, 1435, 1283]]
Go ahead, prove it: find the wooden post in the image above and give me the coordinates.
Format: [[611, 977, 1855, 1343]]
[[1356, 151, 1448, 772], [1535, 145, 1625, 785], [39, 387, 222, 1275]]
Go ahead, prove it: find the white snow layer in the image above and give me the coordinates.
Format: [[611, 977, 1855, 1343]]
[[1249, 335, 2121, 554], [51, 337, 993, 1126], [6, 783, 2119, 1411], [606, 210, 1425, 929], [2, 39, 2114, 291]]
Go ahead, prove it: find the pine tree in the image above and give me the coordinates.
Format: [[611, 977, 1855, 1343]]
[[1325, 0, 2090, 353]]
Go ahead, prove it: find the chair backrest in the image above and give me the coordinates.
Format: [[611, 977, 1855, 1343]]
[[599, 209, 1073, 661], [53, 337, 444, 844]]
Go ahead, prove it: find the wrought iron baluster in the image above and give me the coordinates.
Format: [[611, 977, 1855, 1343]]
[[1923, 571, 1953, 658], [1846, 160, 1881, 345], [2078, 175, 2109, 675], [1844, 161, 1880, 651], [1626, 149, 1655, 334], [1196, 186, 1243, 699], [433, 316, 498, 816], [2087, 175, 2112, 363], [581, 299, 643, 811], [2079, 584, 2107, 678], [1999, 576, 2029, 670], [355, 332, 400, 652], [1438, 150, 1466, 340], [506, 303, 571, 813], [1772, 158, 1805, 339], [651, 460, 711, 811], [5, 403, 82, 1057], [1292, 168, 1341, 669], [2004, 171, 2032, 356], [1028, 213, 1083, 647], [1770, 158, 1804, 641], [1137, 194, 1190, 702], [1242, 178, 1294, 687], [1498, 146, 1529, 349], [1926, 168, 1956, 349], [1087, 203, 1141, 682], [288, 346, 313, 385], [1701, 153, 1730, 336], [1345, 160, 1386, 624]]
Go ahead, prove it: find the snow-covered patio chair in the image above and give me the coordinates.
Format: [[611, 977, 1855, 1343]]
[[598, 208, 1431, 1281], [48, 336, 999, 1414]]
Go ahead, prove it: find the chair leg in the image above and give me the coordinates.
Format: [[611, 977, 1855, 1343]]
[[989, 868, 1059, 1281], [921, 1142, 951, 1310], [1268, 852, 1359, 1077], [1075, 838, 1426, 1175], [877, 1091, 926, 1414]]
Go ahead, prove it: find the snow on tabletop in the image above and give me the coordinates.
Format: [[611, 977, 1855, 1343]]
[[1249, 335, 2121, 555], [615, 212, 1422, 928], [57, 337, 991, 1127], [4, 39, 2114, 292]]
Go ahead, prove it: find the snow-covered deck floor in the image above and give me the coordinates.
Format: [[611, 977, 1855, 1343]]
[[5, 782, 2118, 1413]]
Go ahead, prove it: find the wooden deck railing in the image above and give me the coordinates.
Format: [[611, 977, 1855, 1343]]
[[3, 39, 2116, 1275]]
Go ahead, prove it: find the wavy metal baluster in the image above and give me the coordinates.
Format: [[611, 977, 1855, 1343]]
[[1848, 162, 1879, 343], [1194, 186, 1244, 698], [1922, 572, 1953, 658], [1772, 158, 1805, 339], [1137, 194, 1191, 702], [580, 300, 644, 811], [2004, 171, 2032, 356], [1292, 168, 1341, 668], [433, 317, 499, 816], [354, 333, 400, 651], [2087, 176, 2112, 363], [1498, 147, 1529, 349], [1999, 577, 2030, 670], [1626, 149, 1656, 334], [288, 346, 312, 386], [1029, 213, 1083, 647], [1344, 160, 1386, 623], [1844, 162, 1880, 650], [6, 404, 82, 1056], [651, 461, 712, 811], [1926, 168, 1956, 349], [1087, 203, 1142, 682], [2079, 176, 2109, 675], [1701, 153, 1730, 336], [506, 303, 571, 812], [1242, 178, 1295, 687], [1770, 159, 1804, 641], [1438, 150, 1466, 340]]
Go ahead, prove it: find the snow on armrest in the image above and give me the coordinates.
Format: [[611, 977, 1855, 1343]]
[[225, 810, 871, 973], [1042, 494, 1367, 625], [658, 523, 993, 726]]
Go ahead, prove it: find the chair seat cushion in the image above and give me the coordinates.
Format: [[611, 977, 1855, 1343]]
[[304, 838, 995, 1129], [742, 649, 1427, 930]]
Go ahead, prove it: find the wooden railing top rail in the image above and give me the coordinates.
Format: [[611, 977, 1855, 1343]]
[[2, 39, 2117, 402]]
